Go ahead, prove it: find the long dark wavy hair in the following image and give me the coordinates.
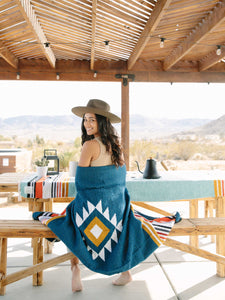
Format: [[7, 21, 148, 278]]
[[81, 114, 124, 167]]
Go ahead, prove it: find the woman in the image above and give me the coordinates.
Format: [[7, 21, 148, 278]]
[[70, 99, 132, 290], [33, 99, 180, 293]]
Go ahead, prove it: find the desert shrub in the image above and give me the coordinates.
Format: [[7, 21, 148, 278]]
[[167, 141, 198, 161]]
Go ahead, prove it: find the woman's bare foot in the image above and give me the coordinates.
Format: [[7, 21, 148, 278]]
[[112, 271, 132, 286], [71, 264, 83, 292]]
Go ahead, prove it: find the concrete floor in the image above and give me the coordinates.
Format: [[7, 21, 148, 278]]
[[0, 199, 225, 300]]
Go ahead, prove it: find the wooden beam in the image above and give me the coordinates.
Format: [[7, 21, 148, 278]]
[[0, 41, 18, 69], [127, 0, 172, 70], [165, 238, 225, 266], [90, 0, 97, 70], [121, 81, 129, 170], [1, 59, 225, 82], [164, 1, 225, 71], [133, 70, 225, 83], [199, 46, 225, 71], [216, 196, 225, 277], [15, 0, 56, 68]]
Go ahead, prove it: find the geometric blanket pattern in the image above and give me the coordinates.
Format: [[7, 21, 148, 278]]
[[35, 165, 179, 275], [76, 200, 123, 261]]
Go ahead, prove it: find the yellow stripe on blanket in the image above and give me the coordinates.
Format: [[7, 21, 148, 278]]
[[141, 220, 162, 246], [61, 177, 69, 197], [46, 214, 66, 225], [214, 180, 225, 197], [134, 213, 162, 247]]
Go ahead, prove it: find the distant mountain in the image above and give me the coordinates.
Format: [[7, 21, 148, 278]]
[[189, 114, 225, 136], [1, 115, 80, 128], [0, 114, 213, 141], [129, 115, 210, 139], [0, 115, 82, 141]]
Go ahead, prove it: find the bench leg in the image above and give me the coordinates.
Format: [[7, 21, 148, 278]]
[[0, 238, 7, 295], [216, 196, 225, 277], [44, 199, 53, 254], [189, 199, 199, 248], [208, 200, 215, 243], [33, 238, 43, 286]]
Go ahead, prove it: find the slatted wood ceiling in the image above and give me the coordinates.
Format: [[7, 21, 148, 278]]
[[1, 0, 225, 82]]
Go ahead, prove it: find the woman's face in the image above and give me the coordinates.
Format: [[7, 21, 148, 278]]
[[83, 113, 99, 136]]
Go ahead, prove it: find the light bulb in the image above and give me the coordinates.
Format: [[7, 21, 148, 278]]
[[160, 38, 165, 48], [16, 72, 20, 80], [104, 41, 110, 51], [216, 45, 222, 56], [56, 73, 60, 80]]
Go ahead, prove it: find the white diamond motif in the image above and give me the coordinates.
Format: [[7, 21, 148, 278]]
[[90, 224, 103, 239], [76, 199, 124, 261]]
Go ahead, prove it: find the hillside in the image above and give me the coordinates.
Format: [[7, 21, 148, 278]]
[[130, 115, 209, 139], [191, 114, 225, 136], [174, 114, 225, 138], [0, 115, 212, 141]]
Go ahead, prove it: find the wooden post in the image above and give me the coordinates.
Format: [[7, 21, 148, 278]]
[[189, 199, 199, 248], [216, 196, 225, 277], [0, 238, 7, 295], [44, 199, 53, 254], [121, 81, 129, 170], [33, 238, 43, 286]]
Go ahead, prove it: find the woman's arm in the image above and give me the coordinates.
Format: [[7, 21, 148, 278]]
[[78, 140, 100, 167]]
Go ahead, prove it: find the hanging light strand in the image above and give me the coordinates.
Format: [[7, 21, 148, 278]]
[[1, 36, 225, 51]]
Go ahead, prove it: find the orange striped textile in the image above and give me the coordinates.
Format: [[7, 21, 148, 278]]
[[214, 180, 225, 197]]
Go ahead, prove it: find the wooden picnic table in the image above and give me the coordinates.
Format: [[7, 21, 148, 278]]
[[2, 170, 225, 277]]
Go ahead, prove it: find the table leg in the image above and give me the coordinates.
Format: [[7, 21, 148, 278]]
[[208, 200, 215, 243], [32, 238, 43, 286], [43, 198, 53, 254], [189, 199, 199, 248], [44, 198, 53, 212], [33, 199, 44, 212], [0, 238, 7, 295], [216, 196, 225, 277]]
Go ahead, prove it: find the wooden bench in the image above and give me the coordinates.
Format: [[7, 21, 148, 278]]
[[0, 220, 74, 295], [1, 218, 225, 295]]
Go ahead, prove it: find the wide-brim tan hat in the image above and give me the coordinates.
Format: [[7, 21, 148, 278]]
[[71, 99, 121, 123]]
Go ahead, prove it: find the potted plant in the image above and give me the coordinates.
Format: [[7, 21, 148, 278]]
[[34, 157, 49, 177]]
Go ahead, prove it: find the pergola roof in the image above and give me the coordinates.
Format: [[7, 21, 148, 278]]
[[1, 0, 225, 82]]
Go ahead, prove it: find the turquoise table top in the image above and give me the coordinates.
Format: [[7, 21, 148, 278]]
[[126, 170, 225, 202], [20, 170, 225, 201]]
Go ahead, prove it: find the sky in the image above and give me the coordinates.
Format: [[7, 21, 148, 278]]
[[0, 80, 224, 120]]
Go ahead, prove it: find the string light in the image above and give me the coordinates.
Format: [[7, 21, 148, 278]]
[[216, 45, 222, 55], [160, 38, 165, 48], [104, 40, 110, 51], [56, 72, 60, 80], [1, 37, 224, 51], [16, 72, 20, 80]]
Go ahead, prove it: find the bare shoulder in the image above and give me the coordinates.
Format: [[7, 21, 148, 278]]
[[79, 139, 100, 167], [83, 139, 99, 150]]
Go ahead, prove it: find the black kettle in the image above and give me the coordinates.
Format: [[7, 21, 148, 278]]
[[135, 158, 161, 179]]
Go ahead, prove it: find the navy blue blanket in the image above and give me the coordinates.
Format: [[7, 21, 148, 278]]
[[37, 165, 178, 275]]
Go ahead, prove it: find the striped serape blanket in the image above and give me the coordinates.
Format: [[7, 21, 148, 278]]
[[214, 180, 225, 197], [33, 165, 181, 275], [20, 173, 75, 198]]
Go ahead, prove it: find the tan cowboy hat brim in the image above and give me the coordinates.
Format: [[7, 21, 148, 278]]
[[71, 99, 121, 123]]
